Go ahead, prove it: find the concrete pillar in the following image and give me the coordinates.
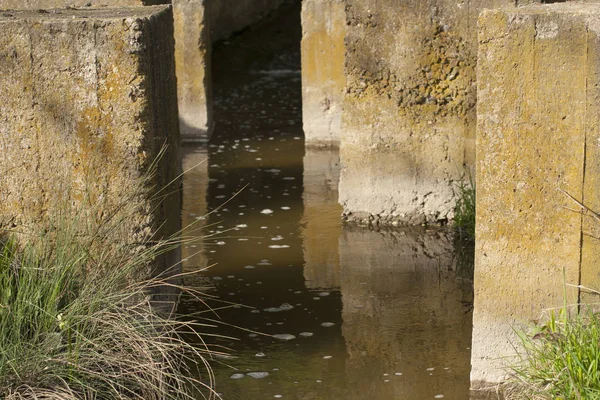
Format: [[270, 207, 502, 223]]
[[340, 0, 536, 226], [0, 6, 181, 268], [472, 3, 600, 386], [0, 0, 214, 142], [301, 0, 345, 147], [173, 0, 212, 141], [339, 226, 473, 399], [301, 148, 342, 289]]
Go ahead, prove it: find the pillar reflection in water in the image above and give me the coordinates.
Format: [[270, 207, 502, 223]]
[[181, 145, 210, 288], [339, 226, 473, 400], [302, 147, 343, 290]]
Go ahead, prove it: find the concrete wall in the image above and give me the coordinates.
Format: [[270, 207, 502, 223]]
[[301, 148, 342, 289], [0, 0, 213, 142], [472, 3, 600, 386], [0, 6, 181, 270], [339, 0, 539, 226], [301, 0, 345, 147]]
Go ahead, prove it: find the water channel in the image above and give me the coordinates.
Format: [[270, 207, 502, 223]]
[[178, 4, 474, 399]]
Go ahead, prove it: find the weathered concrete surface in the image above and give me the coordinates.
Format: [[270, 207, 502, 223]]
[[301, 148, 342, 289], [0, 0, 214, 142], [206, 0, 289, 43], [0, 0, 168, 7], [473, 3, 600, 386], [0, 7, 181, 271], [340, 226, 473, 399], [301, 0, 345, 147], [339, 0, 538, 226], [181, 146, 209, 276], [173, 0, 212, 141]]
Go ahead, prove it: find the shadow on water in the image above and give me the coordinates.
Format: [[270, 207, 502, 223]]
[[178, 3, 475, 399]]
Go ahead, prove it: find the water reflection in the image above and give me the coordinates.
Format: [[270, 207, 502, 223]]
[[340, 226, 473, 399]]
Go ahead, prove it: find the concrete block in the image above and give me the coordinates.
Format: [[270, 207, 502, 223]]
[[0, 6, 181, 270], [0, 0, 168, 8], [473, 3, 600, 385], [301, 0, 345, 147], [301, 148, 342, 289], [339, 0, 527, 226], [173, 0, 212, 141]]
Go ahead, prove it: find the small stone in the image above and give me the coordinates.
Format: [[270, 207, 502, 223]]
[[321, 322, 335, 328], [230, 373, 245, 380]]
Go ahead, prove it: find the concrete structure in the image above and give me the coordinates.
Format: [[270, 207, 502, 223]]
[[300, 0, 345, 147], [0, 0, 213, 142], [0, 6, 181, 270], [339, 0, 540, 226], [301, 148, 342, 288], [173, 0, 212, 140], [472, 3, 600, 386]]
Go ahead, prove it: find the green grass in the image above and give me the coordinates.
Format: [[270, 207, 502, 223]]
[[0, 158, 219, 399], [454, 168, 476, 240], [0, 217, 218, 400], [510, 304, 600, 399]]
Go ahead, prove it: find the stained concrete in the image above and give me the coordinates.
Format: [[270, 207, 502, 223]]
[[0, 6, 181, 270], [339, 0, 539, 226], [173, 0, 212, 141], [0, 0, 214, 142], [339, 226, 473, 399], [301, 0, 345, 147], [472, 2, 600, 385], [0, 0, 168, 7]]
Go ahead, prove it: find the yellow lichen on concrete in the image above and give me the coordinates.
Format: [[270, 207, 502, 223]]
[[339, 0, 519, 226], [173, 0, 212, 141], [0, 7, 181, 262], [301, 0, 346, 146], [473, 3, 600, 386]]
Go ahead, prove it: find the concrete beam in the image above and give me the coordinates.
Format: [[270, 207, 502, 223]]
[[0, 6, 181, 268], [339, 0, 533, 226], [173, 0, 212, 141], [301, 0, 345, 147], [472, 2, 600, 386]]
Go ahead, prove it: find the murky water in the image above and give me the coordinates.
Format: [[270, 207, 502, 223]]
[[179, 4, 474, 399]]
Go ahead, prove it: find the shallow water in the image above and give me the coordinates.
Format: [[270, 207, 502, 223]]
[[178, 4, 474, 399]]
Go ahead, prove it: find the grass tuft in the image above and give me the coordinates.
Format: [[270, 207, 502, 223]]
[[510, 304, 600, 399], [0, 157, 218, 399], [454, 167, 476, 240]]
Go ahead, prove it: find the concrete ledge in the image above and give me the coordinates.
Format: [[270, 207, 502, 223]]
[[0, 0, 168, 8], [340, 0, 526, 226], [472, 2, 600, 385], [0, 6, 181, 268]]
